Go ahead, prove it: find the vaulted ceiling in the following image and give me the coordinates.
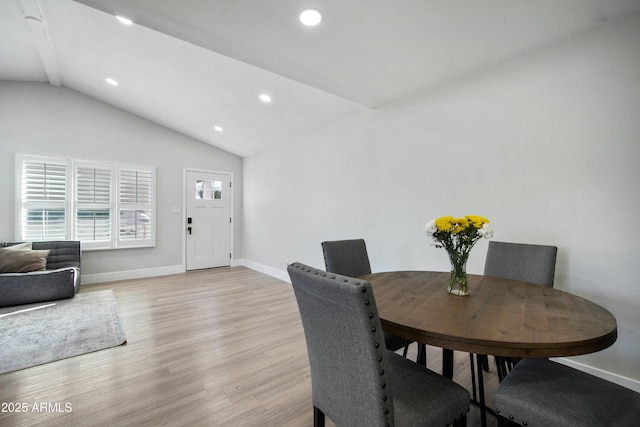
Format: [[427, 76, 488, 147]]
[[2, 0, 640, 157]]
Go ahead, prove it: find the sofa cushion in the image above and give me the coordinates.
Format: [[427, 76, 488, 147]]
[[0, 249, 50, 273]]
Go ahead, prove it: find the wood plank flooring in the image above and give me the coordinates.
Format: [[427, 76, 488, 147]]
[[0, 267, 498, 426]]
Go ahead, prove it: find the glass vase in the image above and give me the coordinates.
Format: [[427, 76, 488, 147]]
[[447, 254, 470, 296]]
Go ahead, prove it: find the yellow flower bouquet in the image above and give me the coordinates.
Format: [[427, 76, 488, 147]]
[[425, 215, 493, 295]]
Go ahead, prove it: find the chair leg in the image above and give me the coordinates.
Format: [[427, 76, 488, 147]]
[[508, 357, 521, 370], [495, 356, 508, 382], [480, 354, 490, 372], [313, 406, 325, 427], [495, 356, 520, 382], [402, 340, 409, 357]]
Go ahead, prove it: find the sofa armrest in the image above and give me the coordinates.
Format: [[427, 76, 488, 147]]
[[0, 267, 79, 308]]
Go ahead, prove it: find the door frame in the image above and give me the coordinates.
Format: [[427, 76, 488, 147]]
[[182, 168, 234, 271]]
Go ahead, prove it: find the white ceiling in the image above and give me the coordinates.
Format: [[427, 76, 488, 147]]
[[2, 0, 640, 157]]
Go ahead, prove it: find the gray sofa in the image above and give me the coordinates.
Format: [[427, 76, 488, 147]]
[[0, 241, 81, 307]]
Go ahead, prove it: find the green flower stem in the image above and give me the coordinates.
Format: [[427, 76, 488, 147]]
[[448, 250, 469, 295], [435, 229, 479, 296]]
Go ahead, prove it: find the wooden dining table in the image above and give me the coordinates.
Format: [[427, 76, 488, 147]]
[[361, 270, 617, 362], [359, 270, 618, 425]]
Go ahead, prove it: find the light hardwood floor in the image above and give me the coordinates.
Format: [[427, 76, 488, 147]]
[[0, 267, 498, 426]]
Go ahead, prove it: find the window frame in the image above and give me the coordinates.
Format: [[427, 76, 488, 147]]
[[16, 155, 69, 242], [15, 154, 156, 250], [117, 163, 156, 249], [74, 160, 116, 250]]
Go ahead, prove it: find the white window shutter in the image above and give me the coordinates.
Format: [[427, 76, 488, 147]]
[[16, 155, 155, 250], [18, 157, 69, 241], [118, 166, 155, 246], [75, 164, 114, 248]]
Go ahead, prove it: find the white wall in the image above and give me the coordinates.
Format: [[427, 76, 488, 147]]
[[0, 82, 243, 281], [243, 12, 640, 383]]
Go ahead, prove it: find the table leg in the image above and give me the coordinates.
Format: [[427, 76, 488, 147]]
[[470, 353, 477, 402], [443, 349, 488, 427], [475, 354, 487, 427], [442, 348, 454, 379], [417, 343, 427, 366]]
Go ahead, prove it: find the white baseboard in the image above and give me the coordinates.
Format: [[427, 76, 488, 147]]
[[81, 264, 185, 285], [553, 357, 640, 392], [82, 259, 287, 286], [233, 258, 290, 282]]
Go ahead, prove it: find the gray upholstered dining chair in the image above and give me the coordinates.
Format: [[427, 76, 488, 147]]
[[288, 262, 470, 427], [481, 241, 558, 379], [321, 239, 373, 280], [469, 241, 558, 423], [321, 239, 424, 364], [494, 358, 640, 426], [484, 241, 558, 288]]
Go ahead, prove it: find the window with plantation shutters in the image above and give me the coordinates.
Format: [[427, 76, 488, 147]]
[[118, 166, 155, 247], [18, 158, 68, 241], [16, 155, 155, 250], [75, 163, 114, 249]]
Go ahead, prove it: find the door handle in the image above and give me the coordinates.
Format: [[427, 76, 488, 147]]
[[187, 226, 192, 235]]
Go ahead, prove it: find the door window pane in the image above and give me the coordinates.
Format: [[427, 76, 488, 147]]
[[196, 180, 222, 200]]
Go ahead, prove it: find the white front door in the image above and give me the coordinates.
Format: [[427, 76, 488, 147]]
[[186, 170, 232, 270]]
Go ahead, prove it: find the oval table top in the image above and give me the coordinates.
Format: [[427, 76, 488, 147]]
[[360, 271, 617, 358]]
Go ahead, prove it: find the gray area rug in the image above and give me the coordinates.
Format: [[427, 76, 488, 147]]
[[0, 290, 127, 374]]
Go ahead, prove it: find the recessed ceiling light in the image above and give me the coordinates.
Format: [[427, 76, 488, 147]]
[[299, 9, 322, 26], [106, 78, 119, 86], [116, 16, 133, 25], [259, 94, 272, 103], [214, 126, 223, 132]]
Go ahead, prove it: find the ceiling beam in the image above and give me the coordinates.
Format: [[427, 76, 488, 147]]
[[20, 0, 61, 86]]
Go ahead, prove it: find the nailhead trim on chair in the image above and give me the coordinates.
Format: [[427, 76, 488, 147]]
[[289, 263, 394, 423], [361, 271, 393, 424], [290, 262, 472, 427], [360, 282, 392, 427]]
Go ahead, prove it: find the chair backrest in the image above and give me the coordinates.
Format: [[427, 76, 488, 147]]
[[287, 262, 394, 427], [321, 239, 371, 278], [484, 241, 557, 287]]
